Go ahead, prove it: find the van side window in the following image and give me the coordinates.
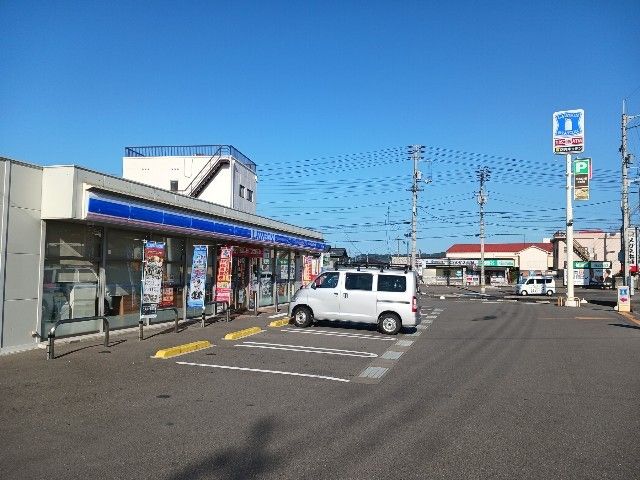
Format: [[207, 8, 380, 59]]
[[545, 278, 552, 284], [315, 272, 340, 289], [345, 273, 373, 291], [377, 275, 406, 292], [535, 279, 544, 285], [526, 279, 534, 285]]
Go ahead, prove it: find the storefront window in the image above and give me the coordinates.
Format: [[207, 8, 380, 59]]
[[105, 230, 185, 327], [276, 250, 291, 303], [42, 222, 102, 337]]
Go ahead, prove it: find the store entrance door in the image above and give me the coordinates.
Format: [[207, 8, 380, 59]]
[[232, 256, 249, 311]]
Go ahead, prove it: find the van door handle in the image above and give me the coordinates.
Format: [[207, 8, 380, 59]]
[[333, 292, 339, 296], [343, 293, 348, 298]]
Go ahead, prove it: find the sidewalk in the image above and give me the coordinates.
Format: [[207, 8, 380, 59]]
[[20, 304, 291, 362]]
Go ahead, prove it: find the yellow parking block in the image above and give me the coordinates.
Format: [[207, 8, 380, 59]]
[[269, 319, 290, 327], [224, 326, 263, 340], [153, 340, 212, 359]]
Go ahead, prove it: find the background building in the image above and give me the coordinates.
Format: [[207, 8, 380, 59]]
[[123, 145, 257, 214], [550, 230, 620, 286], [433, 243, 554, 286]]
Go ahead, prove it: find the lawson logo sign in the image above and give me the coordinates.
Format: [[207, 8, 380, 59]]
[[251, 229, 276, 243]]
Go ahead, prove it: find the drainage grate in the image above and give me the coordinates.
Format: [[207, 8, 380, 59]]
[[381, 350, 403, 360], [359, 366, 388, 379]]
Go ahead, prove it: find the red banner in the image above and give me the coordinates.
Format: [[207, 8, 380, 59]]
[[215, 246, 232, 303]]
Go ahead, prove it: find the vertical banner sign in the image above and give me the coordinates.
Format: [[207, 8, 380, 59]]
[[626, 227, 636, 269], [188, 245, 208, 309], [573, 158, 590, 200], [553, 109, 585, 154], [141, 241, 165, 318], [303, 256, 313, 284], [215, 247, 232, 303]]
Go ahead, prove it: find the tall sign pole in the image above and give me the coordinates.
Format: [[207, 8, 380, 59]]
[[621, 101, 639, 290], [565, 152, 575, 303], [553, 109, 584, 308]]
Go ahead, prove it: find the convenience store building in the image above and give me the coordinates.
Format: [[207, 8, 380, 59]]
[[0, 147, 327, 354]]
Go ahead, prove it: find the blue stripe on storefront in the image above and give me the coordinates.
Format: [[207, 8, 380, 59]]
[[87, 195, 327, 251]]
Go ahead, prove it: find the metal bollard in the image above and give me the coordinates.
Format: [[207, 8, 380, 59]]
[[138, 320, 144, 341], [47, 334, 55, 360], [226, 302, 230, 322], [104, 320, 110, 347], [253, 291, 258, 316], [175, 315, 179, 333], [275, 291, 279, 313], [201, 312, 206, 328]]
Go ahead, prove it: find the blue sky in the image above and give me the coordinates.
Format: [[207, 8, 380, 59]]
[[2, 0, 639, 256]]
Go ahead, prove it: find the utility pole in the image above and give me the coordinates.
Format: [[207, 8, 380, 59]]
[[476, 167, 490, 294], [408, 145, 424, 271], [395, 236, 402, 259], [621, 101, 639, 289]]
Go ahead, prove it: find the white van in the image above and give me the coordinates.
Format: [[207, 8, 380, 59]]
[[516, 276, 556, 296], [288, 265, 420, 335]]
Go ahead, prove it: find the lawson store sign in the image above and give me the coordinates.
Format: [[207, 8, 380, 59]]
[[85, 193, 328, 252]]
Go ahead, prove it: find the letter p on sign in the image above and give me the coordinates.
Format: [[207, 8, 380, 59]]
[[574, 158, 590, 175]]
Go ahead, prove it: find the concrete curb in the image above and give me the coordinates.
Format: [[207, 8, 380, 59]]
[[152, 340, 212, 359], [269, 319, 290, 327], [224, 326, 263, 340]]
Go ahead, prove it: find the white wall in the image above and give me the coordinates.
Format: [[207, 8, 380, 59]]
[[0, 161, 44, 352], [123, 155, 257, 214], [518, 247, 552, 271]]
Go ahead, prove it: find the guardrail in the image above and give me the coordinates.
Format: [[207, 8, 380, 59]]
[[200, 301, 230, 327], [47, 316, 110, 360], [138, 307, 180, 340]]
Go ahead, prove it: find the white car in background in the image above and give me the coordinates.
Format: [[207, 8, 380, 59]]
[[515, 276, 556, 296]]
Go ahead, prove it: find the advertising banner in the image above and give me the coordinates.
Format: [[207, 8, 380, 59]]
[[574, 158, 590, 200], [553, 109, 585, 154], [141, 241, 165, 318], [303, 256, 314, 283], [188, 245, 208, 309], [234, 246, 263, 258], [215, 246, 233, 303]]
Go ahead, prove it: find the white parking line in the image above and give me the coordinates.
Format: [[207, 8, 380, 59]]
[[268, 313, 288, 319], [176, 361, 350, 383], [281, 328, 395, 341], [237, 341, 378, 358]]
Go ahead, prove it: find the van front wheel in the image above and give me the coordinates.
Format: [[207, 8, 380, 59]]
[[378, 313, 401, 335], [292, 306, 313, 328]]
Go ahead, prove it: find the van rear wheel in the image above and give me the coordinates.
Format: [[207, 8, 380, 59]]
[[546, 290, 554, 296], [378, 313, 401, 335], [292, 306, 312, 328]]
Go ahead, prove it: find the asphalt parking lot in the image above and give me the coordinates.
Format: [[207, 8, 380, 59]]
[[2, 290, 639, 480]]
